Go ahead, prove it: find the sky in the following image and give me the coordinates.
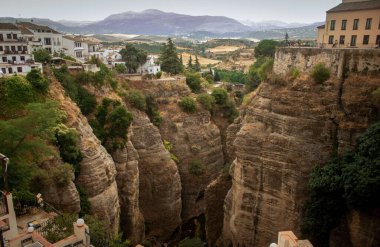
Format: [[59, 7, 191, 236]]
[[1, 0, 341, 23]]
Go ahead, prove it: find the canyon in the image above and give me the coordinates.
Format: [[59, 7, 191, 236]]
[[41, 48, 380, 247]]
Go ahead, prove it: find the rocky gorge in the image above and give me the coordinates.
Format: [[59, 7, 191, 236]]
[[39, 48, 380, 247]]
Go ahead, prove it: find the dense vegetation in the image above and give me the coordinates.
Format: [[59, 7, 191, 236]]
[[311, 63, 331, 84], [214, 69, 248, 84], [120, 44, 148, 73], [301, 123, 380, 247], [160, 38, 183, 75]]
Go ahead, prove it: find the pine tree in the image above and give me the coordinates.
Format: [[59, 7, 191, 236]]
[[285, 32, 289, 46], [194, 56, 201, 72], [188, 56, 193, 70], [159, 38, 183, 75], [214, 71, 221, 82]]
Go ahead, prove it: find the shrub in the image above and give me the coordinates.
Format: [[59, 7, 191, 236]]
[[222, 100, 239, 122], [146, 94, 162, 127], [212, 88, 228, 105], [311, 63, 330, 83], [115, 64, 127, 74], [186, 72, 202, 93], [156, 71, 162, 79], [163, 140, 179, 163], [179, 237, 204, 247], [189, 160, 205, 175], [127, 90, 147, 111], [179, 97, 197, 113], [50, 163, 73, 187], [290, 68, 301, 80], [26, 69, 49, 92], [55, 124, 83, 176], [33, 49, 52, 63], [77, 86, 97, 115], [197, 93, 215, 112], [77, 186, 91, 217], [254, 40, 280, 58]]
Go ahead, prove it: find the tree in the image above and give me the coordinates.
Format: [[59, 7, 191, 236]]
[[254, 40, 280, 58], [119, 44, 147, 73], [212, 88, 228, 105], [160, 38, 183, 75], [194, 56, 201, 72], [187, 56, 193, 70], [33, 49, 52, 63], [197, 93, 215, 112], [285, 32, 289, 45], [179, 97, 197, 113], [185, 72, 202, 93], [311, 63, 330, 84], [214, 71, 221, 82], [26, 69, 49, 92]]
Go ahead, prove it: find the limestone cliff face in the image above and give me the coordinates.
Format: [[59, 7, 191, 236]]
[[49, 79, 120, 233], [112, 140, 145, 244], [222, 74, 380, 247], [159, 108, 225, 222], [129, 110, 182, 240]]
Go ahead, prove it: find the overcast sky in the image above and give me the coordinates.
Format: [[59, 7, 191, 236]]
[[2, 0, 341, 23]]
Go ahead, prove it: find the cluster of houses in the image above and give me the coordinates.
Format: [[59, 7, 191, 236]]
[[0, 21, 161, 77]]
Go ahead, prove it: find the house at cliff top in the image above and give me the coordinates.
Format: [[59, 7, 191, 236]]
[[317, 0, 380, 48]]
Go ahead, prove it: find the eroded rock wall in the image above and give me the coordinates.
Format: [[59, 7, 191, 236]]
[[222, 73, 380, 246]]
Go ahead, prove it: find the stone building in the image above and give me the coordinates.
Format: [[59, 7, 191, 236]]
[[317, 0, 380, 48], [62, 35, 102, 63]]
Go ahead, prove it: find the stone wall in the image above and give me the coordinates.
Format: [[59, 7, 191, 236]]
[[273, 48, 380, 77]]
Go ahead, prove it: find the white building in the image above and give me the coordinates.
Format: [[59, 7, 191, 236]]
[[17, 22, 63, 54], [136, 55, 161, 75], [0, 23, 42, 76], [62, 35, 102, 63]]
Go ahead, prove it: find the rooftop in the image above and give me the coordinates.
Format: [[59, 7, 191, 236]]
[[17, 22, 60, 34], [63, 35, 101, 44], [0, 23, 19, 30], [327, 0, 380, 13]]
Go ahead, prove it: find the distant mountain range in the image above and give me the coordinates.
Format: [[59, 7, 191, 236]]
[[0, 9, 322, 40]]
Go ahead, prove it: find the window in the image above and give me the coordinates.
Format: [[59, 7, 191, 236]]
[[8, 68, 13, 74], [17, 46, 22, 51], [339, 35, 345, 45], [13, 34, 17, 39], [1, 68, 5, 74], [341, 20, 347, 30], [330, 20, 336, 30], [12, 56, 16, 62], [75, 51, 83, 58], [2, 57, 6, 62], [353, 19, 359, 30], [328, 35, 334, 44], [17, 67, 22, 73], [377, 35, 380, 46], [0, 34, 3, 41], [44, 38, 51, 45], [365, 18, 372, 30], [20, 56, 25, 61], [363, 35, 370, 45], [6, 34, 11, 39], [0, 46, 2, 52], [75, 42, 82, 48], [11, 46, 15, 51], [351, 35, 357, 46]]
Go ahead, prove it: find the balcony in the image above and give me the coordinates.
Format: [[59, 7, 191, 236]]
[[3, 50, 29, 55]]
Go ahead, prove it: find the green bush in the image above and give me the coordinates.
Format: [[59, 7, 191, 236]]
[[146, 95, 162, 127], [33, 49, 52, 63], [211, 88, 228, 105], [26, 69, 49, 92], [254, 40, 280, 58], [77, 86, 97, 115], [186, 72, 202, 93], [301, 123, 380, 246], [290, 68, 301, 80], [163, 140, 179, 163], [55, 124, 83, 176], [50, 163, 73, 187], [371, 87, 380, 109], [311, 63, 331, 83], [179, 237, 204, 247], [179, 97, 197, 113], [156, 71, 162, 79], [189, 160, 205, 175], [197, 93, 215, 112], [127, 90, 147, 111], [115, 64, 127, 74], [77, 186, 91, 217], [222, 100, 239, 122]]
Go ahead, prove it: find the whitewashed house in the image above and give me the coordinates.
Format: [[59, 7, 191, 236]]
[[17, 22, 63, 54], [136, 55, 161, 75], [62, 35, 102, 63], [0, 23, 43, 76]]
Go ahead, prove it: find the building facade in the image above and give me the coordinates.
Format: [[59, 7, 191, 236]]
[[0, 23, 43, 76], [136, 55, 161, 75], [62, 35, 101, 63], [317, 0, 380, 48]]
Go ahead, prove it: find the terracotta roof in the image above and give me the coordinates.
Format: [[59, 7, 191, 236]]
[[63, 35, 100, 45], [0, 23, 19, 30], [327, 0, 380, 13], [18, 22, 60, 34], [18, 26, 34, 35]]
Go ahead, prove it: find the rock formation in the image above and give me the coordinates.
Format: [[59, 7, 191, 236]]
[[129, 110, 182, 240], [222, 73, 380, 246], [49, 79, 120, 233], [113, 140, 145, 244]]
